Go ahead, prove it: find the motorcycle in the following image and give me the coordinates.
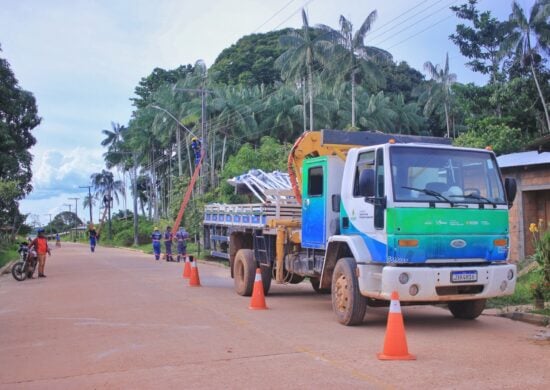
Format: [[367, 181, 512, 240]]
[[11, 242, 38, 281]]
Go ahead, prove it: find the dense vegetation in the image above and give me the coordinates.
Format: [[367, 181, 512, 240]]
[[1, 1, 549, 253], [90, 0, 549, 240], [0, 44, 40, 250]]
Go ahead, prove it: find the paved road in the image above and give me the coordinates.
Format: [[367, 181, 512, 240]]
[[0, 243, 548, 389]]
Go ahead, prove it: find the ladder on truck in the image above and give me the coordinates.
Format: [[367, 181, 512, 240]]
[[172, 150, 205, 233]]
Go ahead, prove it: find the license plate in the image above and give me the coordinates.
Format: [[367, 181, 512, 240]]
[[451, 270, 477, 283]]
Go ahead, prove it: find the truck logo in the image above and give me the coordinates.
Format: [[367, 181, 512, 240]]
[[450, 239, 467, 249]]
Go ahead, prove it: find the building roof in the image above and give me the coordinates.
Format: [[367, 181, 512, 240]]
[[497, 150, 550, 169]]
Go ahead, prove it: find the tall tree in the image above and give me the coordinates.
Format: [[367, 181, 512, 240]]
[[90, 170, 125, 239], [423, 53, 457, 137], [320, 11, 390, 128], [0, 46, 41, 236], [450, 0, 513, 83], [276, 9, 332, 131], [504, 0, 550, 133]]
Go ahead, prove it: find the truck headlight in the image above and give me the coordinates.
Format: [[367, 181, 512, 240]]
[[399, 272, 409, 284], [409, 284, 419, 296], [507, 269, 514, 280], [500, 281, 508, 291]]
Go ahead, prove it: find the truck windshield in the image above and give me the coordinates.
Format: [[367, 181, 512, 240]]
[[390, 146, 506, 205]]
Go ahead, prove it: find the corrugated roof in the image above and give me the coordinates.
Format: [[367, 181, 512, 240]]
[[497, 151, 550, 168]]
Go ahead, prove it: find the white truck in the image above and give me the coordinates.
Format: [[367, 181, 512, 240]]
[[203, 130, 518, 325]]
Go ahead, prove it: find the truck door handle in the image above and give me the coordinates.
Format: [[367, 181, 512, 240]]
[[304, 198, 310, 207]]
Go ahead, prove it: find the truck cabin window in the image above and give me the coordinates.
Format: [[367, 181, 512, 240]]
[[308, 166, 323, 197], [390, 146, 506, 204], [353, 151, 375, 197]]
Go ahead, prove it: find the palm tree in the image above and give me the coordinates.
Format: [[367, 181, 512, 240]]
[[357, 91, 396, 132], [504, 0, 550, 133], [90, 169, 125, 240], [423, 53, 457, 138], [82, 194, 96, 223], [320, 12, 390, 128], [276, 9, 332, 131]]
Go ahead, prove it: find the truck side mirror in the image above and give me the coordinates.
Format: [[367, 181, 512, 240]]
[[504, 178, 517, 207], [331, 194, 341, 212], [359, 169, 375, 198]]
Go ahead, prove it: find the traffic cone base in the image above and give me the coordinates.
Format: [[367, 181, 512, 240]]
[[377, 291, 416, 360], [182, 256, 191, 279], [189, 259, 201, 287], [249, 268, 267, 310]]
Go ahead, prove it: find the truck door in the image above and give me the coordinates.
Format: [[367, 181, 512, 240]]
[[302, 158, 327, 249]]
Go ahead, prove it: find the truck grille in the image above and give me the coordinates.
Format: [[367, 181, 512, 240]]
[[436, 285, 484, 295]]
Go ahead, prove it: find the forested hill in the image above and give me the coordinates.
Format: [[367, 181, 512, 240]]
[[93, 2, 548, 233]]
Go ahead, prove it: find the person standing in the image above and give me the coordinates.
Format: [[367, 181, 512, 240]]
[[175, 226, 189, 262], [55, 233, 61, 247], [29, 228, 51, 278], [88, 225, 98, 253], [151, 227, 162, 261], [163, 226, 174, 262]]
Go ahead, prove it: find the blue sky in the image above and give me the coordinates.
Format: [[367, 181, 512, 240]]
[[0, 0, 531, 226]]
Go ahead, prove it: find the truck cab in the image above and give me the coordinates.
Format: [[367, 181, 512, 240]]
[[308, 142, 517, 324]]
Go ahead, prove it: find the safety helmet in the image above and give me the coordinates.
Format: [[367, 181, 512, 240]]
[[154, 226, 159, 230], [192, 137, 198, 141], [37, 228, 45, 233]]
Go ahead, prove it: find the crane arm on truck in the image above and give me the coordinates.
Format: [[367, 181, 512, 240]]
[[287, 129, 450, 204], [287, 131, 360, 204]]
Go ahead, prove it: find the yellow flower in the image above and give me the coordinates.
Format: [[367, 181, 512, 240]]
[[529, 223, 538, 233]]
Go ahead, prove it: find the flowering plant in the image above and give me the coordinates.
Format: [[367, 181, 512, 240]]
[[529, 220, 550, 300]]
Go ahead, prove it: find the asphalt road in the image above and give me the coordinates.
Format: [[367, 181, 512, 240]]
[[0, 243, 549, 389]]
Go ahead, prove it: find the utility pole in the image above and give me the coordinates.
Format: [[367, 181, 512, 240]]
[[79, 185, 93, 225], [63, 203, 72, 240], [68, 197, 79, 241], [132, 152, 139, 246], [43, 214, 52, 238]]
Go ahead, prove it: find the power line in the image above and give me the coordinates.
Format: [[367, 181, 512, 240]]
[[252, 0, 299, 33]]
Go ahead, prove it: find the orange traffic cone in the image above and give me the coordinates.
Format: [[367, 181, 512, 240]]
[[377, 291, 416, 360], [249, 268, 267, 310], [189, 258, 201, 287], [182, 255, 192, 279]]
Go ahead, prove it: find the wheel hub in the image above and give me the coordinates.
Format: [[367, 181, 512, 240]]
[[334, 274, 349, 312]]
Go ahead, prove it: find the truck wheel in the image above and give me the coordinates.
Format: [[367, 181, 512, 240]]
[[448, 299, 486, 320], [234, 249, 256, 296], [310, 277, 331, 294], [331, 258, 367, 326], [260, 265, 272, 295]]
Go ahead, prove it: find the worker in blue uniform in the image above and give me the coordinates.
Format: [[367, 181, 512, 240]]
[[151, 227, 162, 260], [175, 226, 189, 262], [191, 137, 202, 166], [163, 226, 174, 262]]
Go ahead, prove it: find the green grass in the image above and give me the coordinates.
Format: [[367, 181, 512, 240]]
[[0, 244, 19, 268], [487, 271, 543, 309]]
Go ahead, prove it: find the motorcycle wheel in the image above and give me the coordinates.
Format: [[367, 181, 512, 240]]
[[11, 261, 27, 281]]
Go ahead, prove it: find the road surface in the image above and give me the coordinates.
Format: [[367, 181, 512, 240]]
[[0, 243, 548, 389]]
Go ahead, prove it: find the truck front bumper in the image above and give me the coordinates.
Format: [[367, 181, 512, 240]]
[[358, 263, 516, 302]]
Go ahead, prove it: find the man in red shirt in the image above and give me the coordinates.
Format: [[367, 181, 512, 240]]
[[29, 228, 51, 278]]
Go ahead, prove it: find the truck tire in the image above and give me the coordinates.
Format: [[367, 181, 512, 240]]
[[310, 277, 331, 294], [448, 299, 486, 320], [331, 258, 367, 326], [260, 265, 272, 295], [234, 249, 256, 296]]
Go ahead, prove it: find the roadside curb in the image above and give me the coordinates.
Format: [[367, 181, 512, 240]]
[[497, 311, 550, 327]]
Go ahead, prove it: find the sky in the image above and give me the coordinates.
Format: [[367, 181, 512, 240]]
[[0, 0, 533, 226]]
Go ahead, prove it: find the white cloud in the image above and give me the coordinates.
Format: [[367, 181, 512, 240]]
[[30, 147, 105, 200]]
